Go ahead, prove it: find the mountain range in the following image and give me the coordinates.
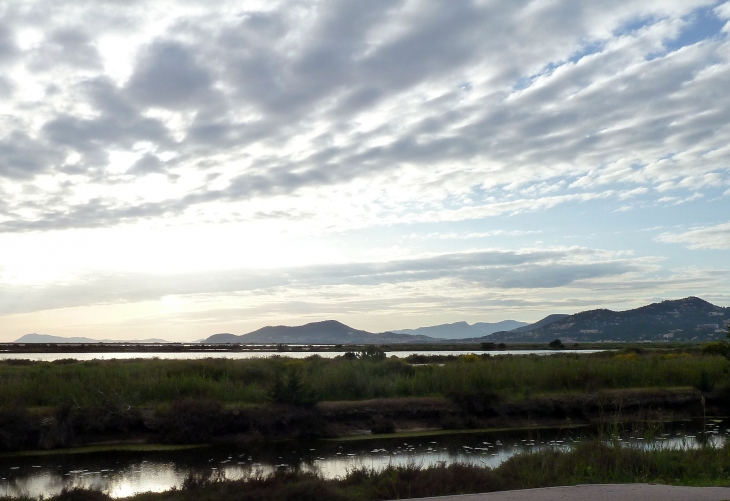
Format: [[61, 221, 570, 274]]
[[392, 320, 528, 339], [485, 297, 729, 343], [205, 320, 436, 344], [14, 334, 170, 344], [12, 297, 728, 345], [201, 297, 728, 344]]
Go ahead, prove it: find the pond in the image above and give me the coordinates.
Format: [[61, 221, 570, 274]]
[[0, 349, 606, 362], [0, 419, 725, 499]]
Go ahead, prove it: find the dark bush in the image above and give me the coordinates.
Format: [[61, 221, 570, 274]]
[[449, 389, 501, 417], [53, 488, 112, 501], [359, 346, 387, 361], [2, 358, 34, 365], [52, 358, 80, 365], [376, 358, 415, 377], [269, 368, 315, 406], [0, 405, 36, 450], [155, 399, 225, 443], [696, 369, 715, 392], [702, 342, 728, 357], [370, 415, 396, 434], [548, 339, 564, 349]]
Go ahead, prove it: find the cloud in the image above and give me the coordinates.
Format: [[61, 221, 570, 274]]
[[126, 41, 215, 110], [0, 247, 643, 315], [0, 23, 19, 63], [657, 221, 730, 249], [0, 131, 61, 179], [0, 1, 725, 234], [27, 28, 103, 72]]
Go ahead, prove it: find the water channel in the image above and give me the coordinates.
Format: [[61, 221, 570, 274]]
[[1, 419, 726, 499]]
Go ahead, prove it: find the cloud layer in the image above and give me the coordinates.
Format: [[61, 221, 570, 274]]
[[0, 1, 728, 338], [0, 0, 728, 232]]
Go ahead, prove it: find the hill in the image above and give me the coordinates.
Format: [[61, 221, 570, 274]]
[[486, 297, 729, 343], [204, 320, 438, 344], [14, 334, 170, 343], [509, 314, 569, 333], [393, 320, 528, 339]]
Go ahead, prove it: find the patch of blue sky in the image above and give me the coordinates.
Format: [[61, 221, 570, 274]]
[[612, 16, 658, 38], [665, 4, 726, 51], [512, 41, 606, 92]]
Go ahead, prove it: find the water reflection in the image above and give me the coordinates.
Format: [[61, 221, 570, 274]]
[[1, 419, 726, 499]]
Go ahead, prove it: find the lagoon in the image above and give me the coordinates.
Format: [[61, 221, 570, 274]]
[[0, 349, 606, 362], [0, 419, 724, 499]]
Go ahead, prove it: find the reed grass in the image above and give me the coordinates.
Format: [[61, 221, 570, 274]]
[[0, 349, 726, 410]]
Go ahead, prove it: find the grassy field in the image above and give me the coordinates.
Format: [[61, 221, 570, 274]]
[[0, 348, 726, 409], [3, 440, 730, 501], [0, 347, 728, 451]]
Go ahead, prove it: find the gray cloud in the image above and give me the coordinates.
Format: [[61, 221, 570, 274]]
[[0, 0, 726, 232], [0, 248, 641, 315], [126, 41, 216, 110], [0, 24, 19, 63], [27, 28, 102, 71], [0, 131, 61, 179]]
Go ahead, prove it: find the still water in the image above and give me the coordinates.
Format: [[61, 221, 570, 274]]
[[0, 419, 725, 499], [0, 349, 605, 362]]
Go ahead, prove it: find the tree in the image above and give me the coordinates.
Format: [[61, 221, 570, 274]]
[[359, 345, 387, 361], [548, 338, 564, 349]]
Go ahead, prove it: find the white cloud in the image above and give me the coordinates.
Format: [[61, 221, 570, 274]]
[[0, 0, 726, 232], [657, 222, 730, 249]]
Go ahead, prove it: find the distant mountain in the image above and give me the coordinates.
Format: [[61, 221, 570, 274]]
[[14, 334, 171, 344], [509, 314, 569, 333], [486, 297, 729, 343], [204, 320, 438, 344], [394, 320, 528, 339]]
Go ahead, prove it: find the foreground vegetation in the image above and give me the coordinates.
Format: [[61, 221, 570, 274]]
[[1, 347, 728, 450], [1, 348, 727, 408], [4, 440, 730, 501]]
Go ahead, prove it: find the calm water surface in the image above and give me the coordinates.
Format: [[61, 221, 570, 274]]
[[0, 349, 605, 362], [0, 419, 725, 499]]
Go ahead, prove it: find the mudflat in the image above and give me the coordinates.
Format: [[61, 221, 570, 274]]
[[398, 483, 730, 501]]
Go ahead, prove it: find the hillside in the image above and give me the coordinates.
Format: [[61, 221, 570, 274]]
[[14, 334, 170, 343], [204, 320, 438, 344], [509, 314, 569, 333], [393, 320, 528, 339], [487, 297, 729, 343]]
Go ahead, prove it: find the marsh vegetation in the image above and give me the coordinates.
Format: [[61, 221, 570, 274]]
[[0, 347, 728, 451]]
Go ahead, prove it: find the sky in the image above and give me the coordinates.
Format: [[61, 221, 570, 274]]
[[1, 0, 729, 341]]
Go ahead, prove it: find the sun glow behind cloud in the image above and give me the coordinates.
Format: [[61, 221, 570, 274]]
[[0, 0, 728, 340]]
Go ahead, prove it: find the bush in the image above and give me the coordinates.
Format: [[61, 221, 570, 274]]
[[53, 488, 111, 501], [696, 369, 715, 392], [548, 339, 564, 349], [359, 346, 387, 361], [370, 415, 396, 434], [0, 406, 36, 450], [269, 368, 315, 406], [155, 399, 225, 443]]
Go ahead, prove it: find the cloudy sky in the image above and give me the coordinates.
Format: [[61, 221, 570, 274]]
[[1, 0, 729, 341]]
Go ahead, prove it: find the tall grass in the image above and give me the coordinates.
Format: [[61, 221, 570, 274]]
[[0, 350, 726, 409]]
